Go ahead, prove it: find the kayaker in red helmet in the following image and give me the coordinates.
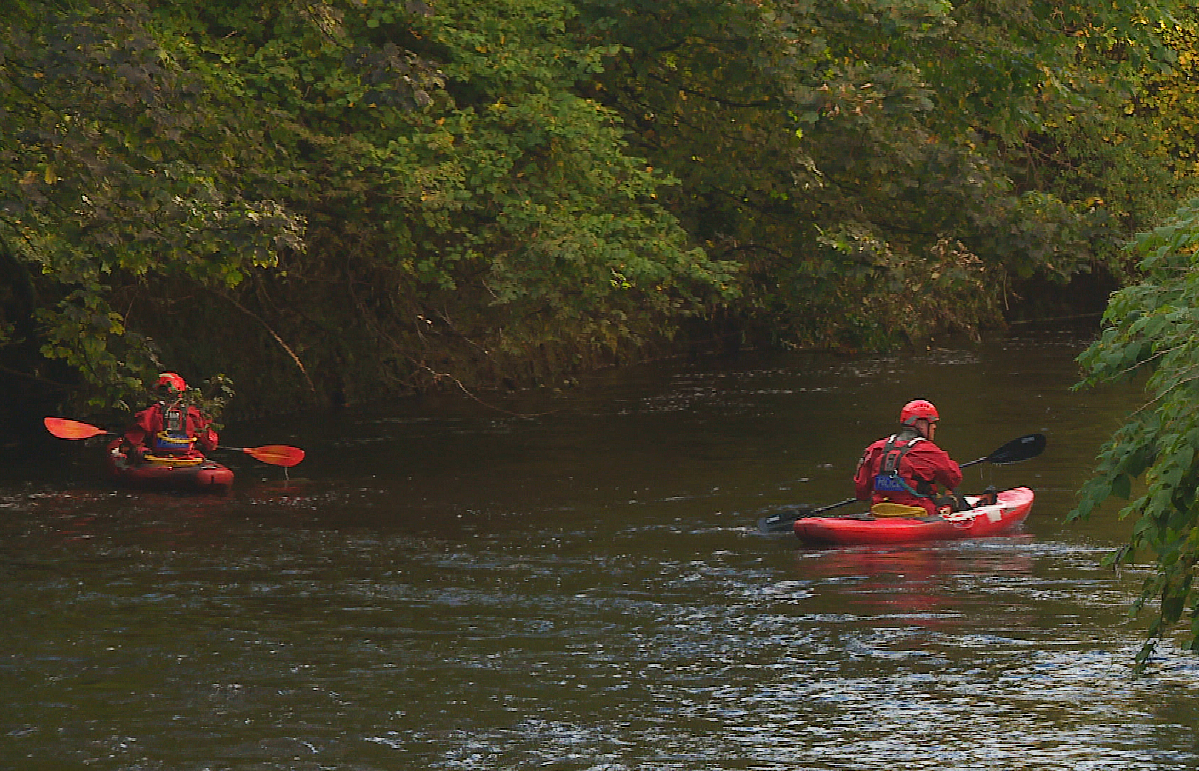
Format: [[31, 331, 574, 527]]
[[120, 372, 219, 463], [853, 398, 963, 518]]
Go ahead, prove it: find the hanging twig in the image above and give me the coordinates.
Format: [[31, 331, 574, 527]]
[[419, 366, 558, 419], [214, 291, 317, 394]]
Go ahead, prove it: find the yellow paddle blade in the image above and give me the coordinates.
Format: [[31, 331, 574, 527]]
[[44, 417, 110, 440]]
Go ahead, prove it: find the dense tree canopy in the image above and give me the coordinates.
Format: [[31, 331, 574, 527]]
[[1135, 7, 1199, 180], [0, 0, 1191, 417], [2, 0, 736, 414], [0, 2, 305, 410], [576, 0, 1185, 347]]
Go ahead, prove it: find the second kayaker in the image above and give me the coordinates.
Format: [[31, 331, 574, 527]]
[[120, 372, 219, 463], [854, 398, 963, 518]]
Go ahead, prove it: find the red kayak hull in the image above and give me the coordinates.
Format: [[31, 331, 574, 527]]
[[794, 487, 1034, 546], [105, 440, 234, 493]]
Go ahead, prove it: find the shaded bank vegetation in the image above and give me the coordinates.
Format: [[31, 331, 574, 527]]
[[1072, 197, 1199, 666], [1, 0, 1194, 419]]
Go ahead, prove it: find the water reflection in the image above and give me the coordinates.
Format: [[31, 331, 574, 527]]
[[789, 540, 1037, 624]]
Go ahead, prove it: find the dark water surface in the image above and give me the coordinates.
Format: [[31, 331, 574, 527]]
[[5, 326, 1199, 770]]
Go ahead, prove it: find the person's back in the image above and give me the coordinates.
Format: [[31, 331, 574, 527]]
[[853, 399, 961, 517]]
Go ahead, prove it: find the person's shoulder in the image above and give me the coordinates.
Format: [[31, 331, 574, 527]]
[[912, 438, 950, 454]]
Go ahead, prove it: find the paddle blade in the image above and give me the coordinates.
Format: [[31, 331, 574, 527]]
[[242, 444, 305, 467], [756, 498, 858, 534], [986, 433, 1046, 465], [44, 417, 110, 440], [758, 510, 805, 534]]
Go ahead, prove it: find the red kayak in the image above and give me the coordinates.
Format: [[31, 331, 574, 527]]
[[794, 487, 1034, 546], [105, 440, 234, 493]]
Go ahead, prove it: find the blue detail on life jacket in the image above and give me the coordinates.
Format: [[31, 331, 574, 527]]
[[872, 434, 928, 497], [873, 470, 913, 493]]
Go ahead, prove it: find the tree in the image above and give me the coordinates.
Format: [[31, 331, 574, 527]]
[[0, 2, 302, 410], [1130, 6, 1199, 182], [1072, 198, 1199, 668], [1, 0, 1192, 417], [575, 0, 1185, 349], [1, 0, 737, 414], [169, 0, 739, 408]]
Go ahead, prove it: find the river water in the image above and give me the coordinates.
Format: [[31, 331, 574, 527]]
[[4, 324, 1198, 770]]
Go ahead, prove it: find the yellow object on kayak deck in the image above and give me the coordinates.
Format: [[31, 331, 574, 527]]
[[143, 454, 205, 467], [870, 502, 928, 518]]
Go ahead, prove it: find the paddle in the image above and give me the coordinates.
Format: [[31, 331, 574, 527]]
[[221, 444, 306, 467], [756, 497, 858, 533], [43, 417, 110, 440], [43, 417, 306, 467], [756, 432, 1046, 533]]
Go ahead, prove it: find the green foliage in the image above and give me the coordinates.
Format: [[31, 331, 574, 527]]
[[181, 373, 235, 428], [1072, 198, 1199, 666], [0, 0, 1195, 416], [0, 2, 303, 409], [0, 0, 736, 413], [185, 0, 739, 407], [1133, 6, 1199, 180], [575, 0, 1188, 349]]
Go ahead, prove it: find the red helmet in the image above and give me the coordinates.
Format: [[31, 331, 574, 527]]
[[156, 372, 187, 393], [900, 399, 939, 426]]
